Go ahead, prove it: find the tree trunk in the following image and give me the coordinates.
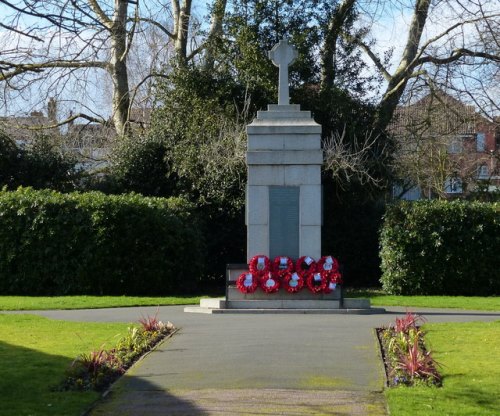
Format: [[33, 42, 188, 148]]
[[203, 0, 228, 71], [172, 0, 193, 65], [374, 0, 431, 132], [110, 0, 131, 137], [320, 0, 356, 92]]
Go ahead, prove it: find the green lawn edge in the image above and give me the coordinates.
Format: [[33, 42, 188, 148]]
[[346, 289, 500, 311], [0, 295, 207, 311], [1, 291, 499, 311]]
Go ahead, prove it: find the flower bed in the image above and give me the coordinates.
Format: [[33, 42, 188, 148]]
[[377, 312, 441, 387], [60, 312, 175, 392]]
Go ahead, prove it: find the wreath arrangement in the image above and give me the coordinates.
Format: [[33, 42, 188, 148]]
[[272, 256, 294, 275], [295, 256, 317, 276], [260, 271, 280, 293], [305, 271, 327, 294], [236, 272, 259, 294], [281, 271, 304, 293], [249, 255, 271, 273], [235, 255, 342, 295]]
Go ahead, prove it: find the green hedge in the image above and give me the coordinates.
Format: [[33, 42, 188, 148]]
[[380, 200, 500, 296], [0, 188, 204, 295]]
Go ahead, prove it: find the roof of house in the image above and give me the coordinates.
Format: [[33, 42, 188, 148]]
[[388, 91, 488, 137]]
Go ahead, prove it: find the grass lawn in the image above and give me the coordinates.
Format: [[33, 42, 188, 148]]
[[346, 289, 500, 311], [385, 320, 500, 416], [0, 314, 131, 416], [0, 295, 204, 311]]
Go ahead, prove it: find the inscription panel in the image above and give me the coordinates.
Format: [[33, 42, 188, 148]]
[[269, 186, 299, 259]]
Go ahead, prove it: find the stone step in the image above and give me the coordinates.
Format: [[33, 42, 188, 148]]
[[227, 299, 341, 309], [200, 296, 371, 310], [257, 110, 312, 120], [184, 305, 385, 314], [226, 286, 341, 301]]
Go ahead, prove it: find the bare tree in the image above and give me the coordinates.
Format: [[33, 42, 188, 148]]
[[323, 126, 387, 189], [0, 0, 228, 136], [320, 0, 500, 131]]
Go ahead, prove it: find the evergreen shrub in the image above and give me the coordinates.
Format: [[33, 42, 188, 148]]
[[0, 187, 204, 295], [380, 200, 499, 295]]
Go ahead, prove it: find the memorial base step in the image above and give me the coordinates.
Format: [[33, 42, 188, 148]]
[[184, 297, 384, 314]]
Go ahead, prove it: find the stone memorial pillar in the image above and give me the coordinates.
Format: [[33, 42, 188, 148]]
[[184, 39, 378, 312], [246, 39, 323, 262]]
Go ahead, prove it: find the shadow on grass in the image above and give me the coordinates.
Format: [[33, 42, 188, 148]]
[[0, 340, 98, 416], [440, 384, 500, 414], [0, 340, 206, 416]]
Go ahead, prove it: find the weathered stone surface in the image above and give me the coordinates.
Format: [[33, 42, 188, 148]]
[[247, 150, 323, 165], [284, 165, 321, 185], [247, 134, 321, 151], [227, 299, 341, 309], [247, 224, 269, 262], [300, 185, 322, 226], [247, 165, 285, 186], [299, 225, 321, 259], [246, 185, 268, 225], [247, 119, 321, 135], [226, 287, 341, 301]]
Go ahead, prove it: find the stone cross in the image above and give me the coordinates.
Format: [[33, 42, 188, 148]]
[[268, 39, 298, 106]]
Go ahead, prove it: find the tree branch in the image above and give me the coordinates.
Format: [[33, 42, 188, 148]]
[[351, 37, 392, 81], [418, 49, 500, 66], [22, 112, 107, 130], [0, 22, 43, 42], [87, 0, 112, 29], [0, 60, 109, 82], [136, 17, 175, 39]]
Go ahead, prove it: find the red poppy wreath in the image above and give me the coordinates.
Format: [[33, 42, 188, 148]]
[[281, 271, 304, 293], [322, 271, 342, 293], [305, 271, 327, 293], [272, 256, 294, 275], [317, 256, 339, 273], [260, 271, 280, 293], [295, 256, 317, 276], [249, 255, 271, 274], [236, 272, 259, 294]]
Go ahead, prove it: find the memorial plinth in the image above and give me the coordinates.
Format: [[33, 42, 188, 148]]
[[246, 104, 323, 262]]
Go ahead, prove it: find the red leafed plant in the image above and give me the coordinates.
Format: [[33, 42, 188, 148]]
[[138, 308, 166, 332], [394, 311, 426, 333], [396, 337, 441, 383]]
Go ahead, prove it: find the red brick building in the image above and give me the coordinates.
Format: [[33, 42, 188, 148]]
[[389, 92, 499, 199]]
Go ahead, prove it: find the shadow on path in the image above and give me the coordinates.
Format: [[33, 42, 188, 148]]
[[89, 376, 387, 416], [89, 377, 209, 416]]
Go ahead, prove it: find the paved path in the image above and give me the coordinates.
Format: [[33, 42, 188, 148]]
[[12, 306, 500, 416]]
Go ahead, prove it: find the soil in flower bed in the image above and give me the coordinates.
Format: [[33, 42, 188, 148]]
[[376, 312, 441, 388]]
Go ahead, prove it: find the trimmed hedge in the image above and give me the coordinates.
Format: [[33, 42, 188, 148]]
[[0, 187, 204, 295], [380, 200, 500, 296]]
